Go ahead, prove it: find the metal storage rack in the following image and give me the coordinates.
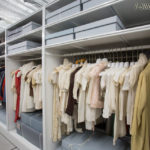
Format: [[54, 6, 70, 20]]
[[4, 9, 43, 150], [44, 0, 150, 150], [1, 0, 150, 150]]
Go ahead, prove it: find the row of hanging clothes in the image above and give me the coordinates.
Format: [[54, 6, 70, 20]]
[[49, 49, 150, 150], [11, 61, 42, 122]]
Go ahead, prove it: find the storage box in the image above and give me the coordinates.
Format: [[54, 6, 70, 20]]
[[16, 121, 22, 136], [20, 111, 42, 133], [0, 105, 6, 124], [0, 47, 5, 55], [7, 22, 41, 40], [8, 41, 41, 54], [46, 0, 81, 24], [61, 131, 130, 150], [21, 122, 43, 149], [7, 26, 22, 37], [22, 21, 41, 34], [82, 0, 110, 10], [7, 27, 22, 40], [74, 16, 124, 39], [46, 28, 74, 45]]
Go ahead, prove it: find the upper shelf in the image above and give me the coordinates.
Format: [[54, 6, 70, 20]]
[[45, 0, 123, 31], [0, 30, 5, 37], [0, 42, 5, 47], [45, 24, 150, 54], [7, 46, 42, 59], [45, 0, 150, 32], [0, 55, 5, 60], [7, 9, 42, 31], [46, 0, 77, 12], [113, 0, 150, 28], [7, 27, 42, 44]]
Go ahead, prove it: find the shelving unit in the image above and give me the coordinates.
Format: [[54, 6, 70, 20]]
[[5, 8, 43, 150], [7, 46, 42, 58], [7, 27, 42, 44], [45, 24, 150, 54], [1, 0, 150, 150], [45, 0, 123, 31], [0, 42, 5, 47]]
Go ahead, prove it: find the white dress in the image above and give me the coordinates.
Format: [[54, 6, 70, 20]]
[[19, 62, 34, 114], [58, 63, 73, 133], [113, 68, 127, 145], [101, 68, 116, 119], [124, 54, 148, 125]]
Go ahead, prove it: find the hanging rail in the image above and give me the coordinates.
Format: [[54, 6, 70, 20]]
[[62, 45, 150, 57], [16, 57, 42, 62]]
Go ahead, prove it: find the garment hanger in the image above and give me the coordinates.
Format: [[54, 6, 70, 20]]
[[130, 49, 135, 66], [119, 48, 124, 67], [107, 49, 112, 67]]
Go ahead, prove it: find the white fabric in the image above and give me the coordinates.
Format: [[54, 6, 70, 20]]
[[19, 62, 34, 114]]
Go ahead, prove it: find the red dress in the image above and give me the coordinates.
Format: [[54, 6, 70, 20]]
[[14, 70, 21, 122]]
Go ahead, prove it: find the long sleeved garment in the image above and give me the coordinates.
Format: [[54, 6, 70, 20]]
[[14, 70, 21, 122], [131, 62, 150, 150], [66, 67, 81, 116]]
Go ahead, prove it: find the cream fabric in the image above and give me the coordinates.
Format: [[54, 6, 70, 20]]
[[11, 71, 17, 111], [19, 62, 34, 114], [124, 54, 148, 125], [32, 66, 42, 110], [101, 68, 116, 118], [49, 66, 62, 142], [73, 64, 87, 123], [113, 68, 127, 145], [58, 62, 73, 134]]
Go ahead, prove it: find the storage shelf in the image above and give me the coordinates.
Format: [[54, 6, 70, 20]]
[[0, 42, 5, 47], [0, 55, 5, 60], [7, 46, 41, 58], [45, 24, 150, 54], [7, 27, 42, 44], [0, 30, 5, 37], [45, 0, 123, 31], [45, 0, 150, 32], [7, 9, 42, 30], [46, 0, 77, 12], [10, 130, 40, 150]]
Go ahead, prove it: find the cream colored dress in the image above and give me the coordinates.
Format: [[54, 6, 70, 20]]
[[101, 68, 116, 119], [113, 68, 127, 145], [49, 66, 62, 142], [73, 64, 87, 123], [32, 66, 42, 110], [58, 62, 73, 133], [19, 62, 34, 114], [124, 54, 148, 125], [11, 71, 17, 111]]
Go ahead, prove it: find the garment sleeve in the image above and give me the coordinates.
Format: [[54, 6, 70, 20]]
[[113, 72, 120, 87], [73, 80, 79, 100], [64, 71, 71, 90], [129, 65, 143, 88], [100, 73, 106, 90], [122, 74, 130, 91], [137, 75, 147, 127], [130, 73, 143, 135]]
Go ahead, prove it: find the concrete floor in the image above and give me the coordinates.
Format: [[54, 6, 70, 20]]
[[0, 133, 19, 150]]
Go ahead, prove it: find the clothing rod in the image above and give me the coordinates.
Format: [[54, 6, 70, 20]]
[[16, 57, 42, 62], [62, 45, 150, 57]]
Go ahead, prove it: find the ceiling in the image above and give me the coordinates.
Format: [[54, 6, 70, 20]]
[[0, 0, 55, 31]]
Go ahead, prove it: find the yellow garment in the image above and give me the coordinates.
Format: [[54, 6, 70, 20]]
[[131, 62, 150, 150]]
